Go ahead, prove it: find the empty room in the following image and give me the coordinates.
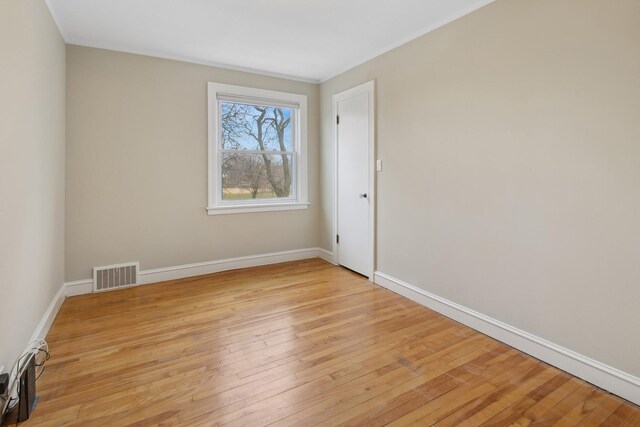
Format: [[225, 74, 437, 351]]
[[1, 0, 640, 425]]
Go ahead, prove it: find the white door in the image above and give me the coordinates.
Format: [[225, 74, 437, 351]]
[[335, 82, 374, 278]]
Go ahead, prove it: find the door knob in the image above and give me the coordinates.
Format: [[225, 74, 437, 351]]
[[359, 193, 368, 199]]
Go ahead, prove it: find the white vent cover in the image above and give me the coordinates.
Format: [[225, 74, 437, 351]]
[[93, 262, 139, 292]]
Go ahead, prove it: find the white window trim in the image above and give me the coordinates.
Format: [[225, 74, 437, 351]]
[[207, 82, 309, 215]]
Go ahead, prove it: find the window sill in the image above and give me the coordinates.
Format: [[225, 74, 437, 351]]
[[207, 202, 310, 215]]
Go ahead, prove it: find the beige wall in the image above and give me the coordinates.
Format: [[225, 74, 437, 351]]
[[4, 0, 638, 390], [65, 46, 320, 281], [320, 0, 640, 376], [0, 0, 66, 371]]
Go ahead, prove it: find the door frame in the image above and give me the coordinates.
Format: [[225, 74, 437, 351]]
[[332, 80, 376, 280]]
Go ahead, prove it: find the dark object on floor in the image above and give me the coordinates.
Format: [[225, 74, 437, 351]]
[[0, 373, 8, 395], [16, 354, 38, 423]]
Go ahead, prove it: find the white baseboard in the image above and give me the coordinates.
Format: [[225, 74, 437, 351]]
[[138, 248, 329, 284], [29, 282, 66, 343], [374, 271, 640, 406], [317, 248, 336, 264], [3, 282, 68, 414], [64, 247, 332, 296], [65, 278, 93, 296]]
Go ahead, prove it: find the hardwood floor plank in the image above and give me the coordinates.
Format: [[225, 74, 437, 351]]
[[333, 347, 513, 426], [603, 403, 640, 426], [430, 360, 548, 426], [479, 372, 572, 426], [505, 377, 584, 426], [579, 394, 624, 426], [11, 259, 637, 427]]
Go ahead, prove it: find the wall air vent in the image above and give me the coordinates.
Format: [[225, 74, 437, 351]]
[[93, 262, 139, 292]]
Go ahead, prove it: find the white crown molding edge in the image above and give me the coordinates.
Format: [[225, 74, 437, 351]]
[[319, 0, 496, 83], [373, 271, 640, 406], [44, 0, 495, 84], [66, 41, 321, 84], [43, 1, 318, 83]]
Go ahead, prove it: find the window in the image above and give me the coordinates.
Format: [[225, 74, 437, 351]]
[[207, 83, 308, 215]]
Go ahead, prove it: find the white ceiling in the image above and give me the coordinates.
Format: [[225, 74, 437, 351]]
[[46, 0, 494, 83]]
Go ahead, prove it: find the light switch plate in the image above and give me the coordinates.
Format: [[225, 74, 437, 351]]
[[376, 159, 382, 172]]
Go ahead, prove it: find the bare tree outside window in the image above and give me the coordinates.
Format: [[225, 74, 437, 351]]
[[220, 102, 294, 200]]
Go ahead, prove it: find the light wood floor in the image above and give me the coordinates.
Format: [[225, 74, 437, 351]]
[[20, 259, 640, 426]]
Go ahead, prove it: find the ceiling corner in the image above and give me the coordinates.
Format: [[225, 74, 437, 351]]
[[43, 0, 68, 43]]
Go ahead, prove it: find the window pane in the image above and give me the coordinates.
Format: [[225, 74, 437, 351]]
[[221, 102, 293, 151], [222, 153, 294, 200]]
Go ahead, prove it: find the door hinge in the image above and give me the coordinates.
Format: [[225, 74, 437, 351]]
[[336, 115, 340, 125], [336, 234, 340, 244]]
